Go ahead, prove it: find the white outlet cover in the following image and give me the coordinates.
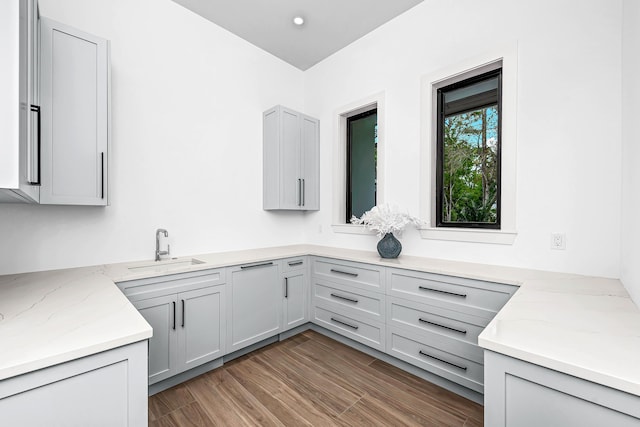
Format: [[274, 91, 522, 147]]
[[551, 233, 566, 250]]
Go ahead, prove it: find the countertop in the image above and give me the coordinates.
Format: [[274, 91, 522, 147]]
[[1, 244, 639, 398]]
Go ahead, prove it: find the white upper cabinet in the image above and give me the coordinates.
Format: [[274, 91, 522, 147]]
[[0, 0, 40, 203], [39, 18, 110, 205], [263, 105, 319, 211]]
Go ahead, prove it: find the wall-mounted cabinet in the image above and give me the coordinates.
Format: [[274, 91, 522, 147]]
[[0, 0, 110, 206], [263, 105, 319, 211]]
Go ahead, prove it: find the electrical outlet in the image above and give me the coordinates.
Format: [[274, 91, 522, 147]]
[[551, 233, 566, 250]]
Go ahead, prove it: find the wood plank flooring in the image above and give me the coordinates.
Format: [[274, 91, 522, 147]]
[[149, 330, 483, 426]]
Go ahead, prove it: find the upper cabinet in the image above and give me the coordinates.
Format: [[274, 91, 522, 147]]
[[0, 0, 110, 206], [263, 105, 319, 211], [39, 18, 109, 205]]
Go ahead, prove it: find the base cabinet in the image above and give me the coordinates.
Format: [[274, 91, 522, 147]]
[[484, 351, 640, 427], [282, 257, 308, 331], [0, 341, 147, 426], [118, 269, 226, 386], [227, 261, 281, 353]]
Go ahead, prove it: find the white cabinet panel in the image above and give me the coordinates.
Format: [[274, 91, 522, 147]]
[[284, 271, 306, 330], [39, 17, 109, 205]]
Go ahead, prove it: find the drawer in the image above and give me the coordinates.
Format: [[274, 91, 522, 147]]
[[282, 256, 306, 273], [387, 268, 516, 318], [117, 268, 226, 301], [313, 305, 385, 351], [387, 296, 487, 346], [312, 257, 384, 293], [313, 280, 384, 323], [386, 326, 484, 393]]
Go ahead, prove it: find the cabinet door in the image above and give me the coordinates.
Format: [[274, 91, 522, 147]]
[[283, 271, 307, 330], [300, 114, 319, 210], [227, 263, 281, 352], [39, 17, 109, 205], [177, 286, 226, 373], [280, 107, 302, 209], [133, 295, 177, 385]]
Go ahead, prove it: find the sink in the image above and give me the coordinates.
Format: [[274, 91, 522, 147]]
[[127, 258, 205, 273]]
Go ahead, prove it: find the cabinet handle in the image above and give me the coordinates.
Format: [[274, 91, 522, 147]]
[[418, 286, 467, 298], [181, 299, 185, 328], [240, 261, 274, 270], [101, 152, 105, 199], [288, 260, 303, 267], [330, 293, 359, 304], [330, 317, 359, 330], [302, 178, 305, 206], [330, 268, 358, 277], [418, 318, 467, 335], [298, 179, 302, 207], [418, 350, 467, 371], [284, 277, 288, 298], [172, 301, 176, 330], [28, 105, 41, 186]]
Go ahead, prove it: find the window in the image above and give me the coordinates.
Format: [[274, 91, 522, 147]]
[[436, 69, 502, 229], [346, 109, 378, 222]]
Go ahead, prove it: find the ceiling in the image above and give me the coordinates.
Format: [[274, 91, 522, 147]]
[[172, 0, 424, 71]]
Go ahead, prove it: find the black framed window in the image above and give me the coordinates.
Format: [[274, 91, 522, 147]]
[[436, 69, 502, 229], [346, 109, 377, 222]]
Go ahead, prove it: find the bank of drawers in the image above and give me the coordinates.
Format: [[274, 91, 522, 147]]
[[311, 258, 386, 351]]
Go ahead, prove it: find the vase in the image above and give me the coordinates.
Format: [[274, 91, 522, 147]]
[[377, 233, 402, 258]]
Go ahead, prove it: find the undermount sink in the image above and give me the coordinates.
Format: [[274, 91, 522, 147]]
[[127, 258, 205, 273]]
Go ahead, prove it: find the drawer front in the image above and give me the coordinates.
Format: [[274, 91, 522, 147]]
[[313, 305, 385, 351], [312, 257, 384, 293], [387, 326, 484, 393], [313, 280, 384, 322], [387, 297, 487, 345], [117, 268, 226, 301], [282, 256, 306, 273], [387, 268, 516, 317]]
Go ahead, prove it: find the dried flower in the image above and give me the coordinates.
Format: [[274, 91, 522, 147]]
[[351, 203, 424, 238]]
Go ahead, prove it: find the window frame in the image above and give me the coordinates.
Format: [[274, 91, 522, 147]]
[[435, 68, 503, 230], [346, 108, 378, 223]]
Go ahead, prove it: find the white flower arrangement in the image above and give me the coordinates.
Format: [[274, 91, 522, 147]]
[[350, 203, 423, 238]]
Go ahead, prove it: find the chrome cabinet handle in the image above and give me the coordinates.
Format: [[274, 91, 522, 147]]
[[418, 318, 467, 335], [330, 269, 358, 277], [418, 285, 467, 298], [330, 293, 358, 304], [181, 299, 185, 328], [284, 277, 288, 298], [418, 350, 467, 371], [330, 317, 359, 330], [240, 262, 274, 270], [172, 301, 176, 330], [28, 105, 41, 186]]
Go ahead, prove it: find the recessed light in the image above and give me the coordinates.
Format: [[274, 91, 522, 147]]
[[293, 16, 304, 26]]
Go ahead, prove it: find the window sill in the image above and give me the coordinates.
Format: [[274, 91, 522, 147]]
[[419, 227, 517, 245], [331, 224, 376, 235]]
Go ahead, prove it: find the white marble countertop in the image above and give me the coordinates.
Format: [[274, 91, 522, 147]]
[[2, 244, 640, 398]]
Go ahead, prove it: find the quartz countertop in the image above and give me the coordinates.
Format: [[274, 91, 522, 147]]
[[2, 244, 639, 397]]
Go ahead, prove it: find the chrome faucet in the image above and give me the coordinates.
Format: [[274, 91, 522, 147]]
[[155, 229, 170, 261]]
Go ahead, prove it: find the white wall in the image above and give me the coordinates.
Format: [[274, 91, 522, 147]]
[[0, 0, 305, 274], [304, 0, 623, 278], [621, 0, 640, 305]]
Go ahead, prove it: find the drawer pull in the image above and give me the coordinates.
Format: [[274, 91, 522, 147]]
[[330, 317, 359, 330], [418, 350, 467, 371], [330, 293, 359, 304], [330, 269, 359, 277], [240, 262, 274, 270], [418, 318, 467, 335], [288, 260, 304, 266], [418, 286, 467, 298]]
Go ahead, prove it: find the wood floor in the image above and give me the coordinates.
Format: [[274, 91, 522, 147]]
[[148, 330, 483, 426]]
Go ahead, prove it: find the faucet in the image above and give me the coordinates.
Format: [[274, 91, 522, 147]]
[[155, 229, 170, 261]]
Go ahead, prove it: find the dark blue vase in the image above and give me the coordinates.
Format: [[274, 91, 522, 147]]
[[377, 233, 402, 258]]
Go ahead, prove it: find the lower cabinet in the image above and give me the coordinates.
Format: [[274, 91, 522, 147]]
[[484, 350, 640, 427], [117, 269, 226, 386], [282, 257, 308, 331], [0, 341, 147, 426], [134, 285, 225, 385], [227, 261, 281, 353]]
